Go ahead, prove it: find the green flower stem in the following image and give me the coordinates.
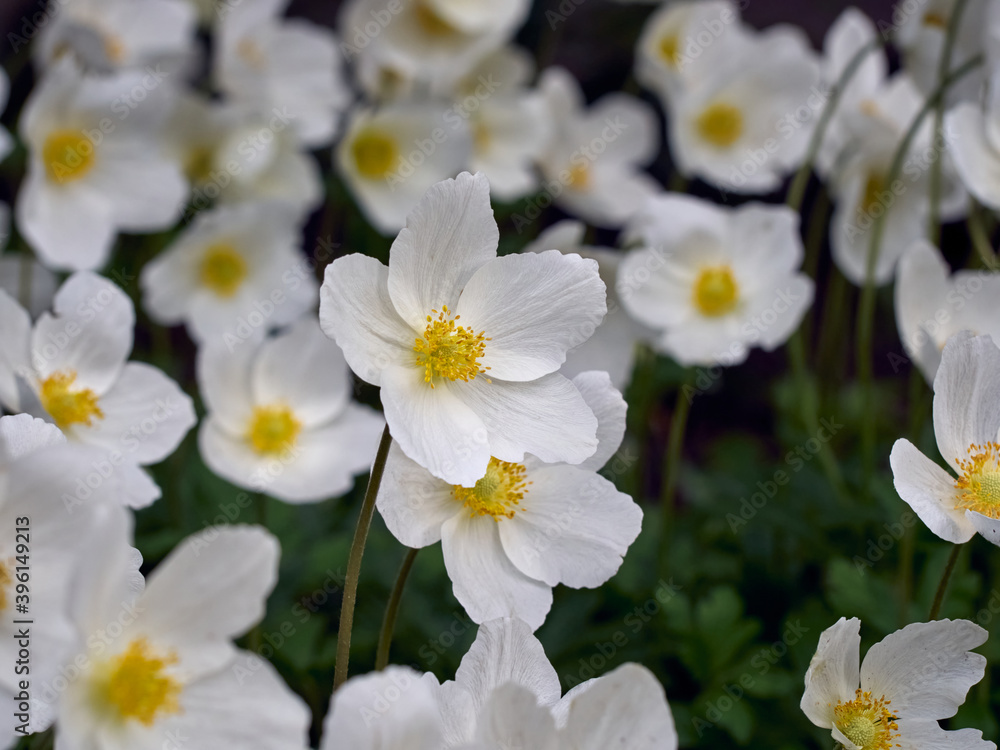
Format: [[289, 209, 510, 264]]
[[659, 378, 693, 576], [855, 54, 983, 492], [334, 423, 393, 690], [927, 0, 971, 245], [375, 546, 420, 671], [929, 543, 963, 620], [967, 201, 1000, 270]]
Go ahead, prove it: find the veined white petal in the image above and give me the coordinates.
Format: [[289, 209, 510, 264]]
[[932, 333, 1000, 467], [896, 718, 995, 750], [474, 683, 559, 750], [572, 371, 627, 471], [946, 104, 1000, 211], [800, 617, 860, 729], [378, 441, 460, 548], [889, 439, 975, 544]]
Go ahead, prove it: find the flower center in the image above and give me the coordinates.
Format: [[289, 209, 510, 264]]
[[860, 172, 887, 218], [567, 163, 591, 190], [955, 442, 1000, 518], [39, 371, 104, 430], [922, 12, 947, 28], [200, 243, 247, 297], [95, 638, 182, 727], [414, 0, 457, 36], [658, 33, 680, 67], [185, 146, 216, 185], [413, 305, 490, 388], [236, 37, 267, 69], [0, 559, 12, 612], [696, 102, 743, 148], [693, 266, 739, 316], [104, 34, 126, 63], [247, 405, 302, 455], [453, 458, 531, 521], [42, 129, 96, 184], [351, 128, 400, 179], [833, 690, 899, 750]]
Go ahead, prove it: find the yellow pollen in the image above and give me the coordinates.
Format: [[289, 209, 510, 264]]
[[185, 146, 216, 185], [200, 243, 247, 297], [39, 371, 104, 430], [95, 638, 182, 727], [833, 689, 900, 750], [473, 119, 491, 153], [567, 163, 591, 190], [247, 405, 302, 455], [0, 560, 11, 612], [236, 37, 267, 69], [414, 305, 490, 388], [693, 265, 739, 317], [923, 12, 947, 28], [351, 128, 400, 179], [42, 129, 96, 184], [861, 172, 887, 217], [453, 458, 531, 521], [104, 35, 126, 63], [859, 99, 880, 117], [955, 442, 1000, 518], [414, 0, 457, 36], [696, 102, 743, 148], [658, 32, 681, 67]]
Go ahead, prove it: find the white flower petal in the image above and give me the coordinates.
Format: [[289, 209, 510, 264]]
[[319, 253, 415, 386], [571, 370, 627, 471], [889, 439, 975, 543], [441, 514, 552, 629], [932, 333, 1000, 467], [459, 373, 598, 467], [895, 241, 952, 383], [387, 171, 499, 330], [499, 464, 641, 588], [966, 511, 1000, 548], [197, 341, 257, 437], [861, 619, 987, 720], [378, 441, 460, 548], [457, 250, 607, 381], [475, 683, 559, 750], [800, 617, 860, 729], [199, 417, 263, 492], [0, 413, 63, 460], [896, 717, 995, 750], [946, 104, 1000, 211], [0, 291, 32, 409]]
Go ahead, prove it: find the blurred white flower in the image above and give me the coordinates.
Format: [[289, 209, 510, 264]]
[[215, 0, 351, 148], [801, 617, 990, 750], [524, 220, 653, 390], [667, 24, 821, 193], [141, 201, 318, 345], [0, 203, 59, 318], [537, 67, 659, 228], [378, 371, 641, 629], [320, 172, 606, 487], [946, 76, 1000, 212], [618, 194, 813, 367], [0, 272, 196, 508], [335, 101, 471, 234], [197, 317, 384, 502], [894, 240, 1000, 383], [15, 58, 187, 271], [51, 524, 312, 749], [890, 332, 1000, 546], [34, 0, 197, 74]]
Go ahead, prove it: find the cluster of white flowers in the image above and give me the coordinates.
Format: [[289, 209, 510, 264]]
[[0, 0, 998, 747]]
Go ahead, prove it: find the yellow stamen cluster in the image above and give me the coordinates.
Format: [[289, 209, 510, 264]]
[[567, 163, 591, 190], [236, 38, 267, 69], [922, 12, 947, 28], [696, 102, 743, 148], [0, 560, 12, 612], [351, 128, 400, 179], [833, 690, 900, 750], [96, 638, 182, 727], [414, 0, 457, 36], [39, 371, 104, 430], [200, 243, 248, 297], [247, 405, 302, 455], [955, 442, 1000, 519], [693, 266, 739, 317], [453, 458, 531, 521], [42, 129, 96, 184], [414, 305, 490, 388], [861, 172, 887, 218], [104, 35, 126, 63], [658, 33, 681, 68]]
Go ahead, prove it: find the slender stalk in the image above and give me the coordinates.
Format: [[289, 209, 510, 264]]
[[967, 201, 1000, 270], [375, 547, 420, 671], [254, 491, 268, 527], [855, 54, 983, 491], [929, 544, 963, 620], [927, 0, 970, 245], [786, 38, 884, 214], [659, 378, 693, 575], [334, 424, 393, 689], [18, 251, 33, 310]]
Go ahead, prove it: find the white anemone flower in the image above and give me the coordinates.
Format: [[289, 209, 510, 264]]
[[34, 0, 196, 74], [431, 618, 677, 750], [197, 317, 385, 502], [378, 370, 640, 629], [15, 58, 187, 271], [668, 24, 821, 193], [618, 194, 813, 367], [890, 332, 1000, 546], [335, 101, 471, 234], [140, 201, 318, 346], [524, 220, 652, 390], [0, 414, 131, 740], [801, 617, 991, 750], [215, 0, 350, 148], [52, 524, 312, 749], [894, 240, 1000, 383], [0, 272, 196, 508], [320, 666, 442, 750], [320, 171, 606, 487], [946, 77, 1000, 212], [537, 67, 659, 228]]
